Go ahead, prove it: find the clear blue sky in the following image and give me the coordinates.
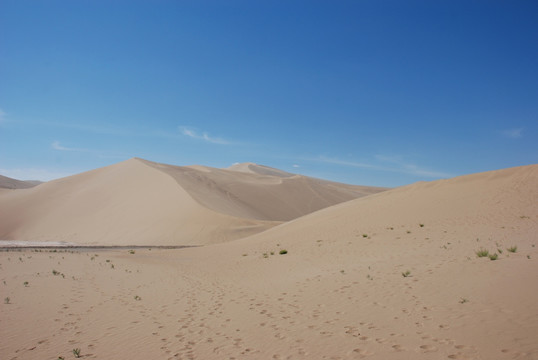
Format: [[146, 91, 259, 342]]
[[1, 0, 537, 187]]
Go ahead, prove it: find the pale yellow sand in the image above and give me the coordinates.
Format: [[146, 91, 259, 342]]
[[1, 164, 537, 359]]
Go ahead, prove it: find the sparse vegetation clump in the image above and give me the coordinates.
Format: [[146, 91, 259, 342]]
[[23, 281, 29, 287], [279, 249, 288, 255], [52, 269, 60, 276], [459, 298, 469, 304], [72, 348, 81, 358], [134, 295, 141, 301], [4, 297, 10, 304], [402, 270, 411, 278], [489, 253, 498, 261], [475, 249, 489, 258], [507, 246, 517, 253], [362, 234, 368, 238], [419, 224, 424, 227]]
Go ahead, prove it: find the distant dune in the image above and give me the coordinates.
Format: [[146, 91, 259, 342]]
[[0, 158, 385, 245], [0, 174, 40, 190]]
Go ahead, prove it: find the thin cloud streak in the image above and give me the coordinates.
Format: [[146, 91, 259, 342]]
[[312, 155, 452, 179], [179, 127, 230, 145], [501, 128, 523, 139], [51, 141, 88, 152]]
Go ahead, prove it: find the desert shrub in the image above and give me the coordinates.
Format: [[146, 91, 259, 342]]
[[475, 249, 489, 258]]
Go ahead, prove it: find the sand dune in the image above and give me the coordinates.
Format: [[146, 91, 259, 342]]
[[0, 174, 39, 190], [1, 164, 536, 359], [142, 159, 385, 221], [0, 158, 384, 245]]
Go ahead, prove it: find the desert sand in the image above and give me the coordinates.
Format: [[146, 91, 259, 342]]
[[1, 162, 537, 359]]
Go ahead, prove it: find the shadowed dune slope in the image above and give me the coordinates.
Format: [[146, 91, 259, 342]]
[[142, 159, 386, 221], [0, 158, 384, 245]]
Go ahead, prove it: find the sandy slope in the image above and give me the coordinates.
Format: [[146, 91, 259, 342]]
[[0, 158, 383, 245], [1, 164, 536, 359]]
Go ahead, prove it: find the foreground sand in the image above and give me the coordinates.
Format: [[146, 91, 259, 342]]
[[1, 164, 537, 359]]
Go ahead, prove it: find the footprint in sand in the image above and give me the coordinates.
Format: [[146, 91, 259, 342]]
[[419, 344, 438, 353]]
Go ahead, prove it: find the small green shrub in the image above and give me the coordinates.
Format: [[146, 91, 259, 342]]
[[459, 298, 469, 304], [134, 295, 141, 301], [419, 224, 424, 227], [279, 249, 288, 255], [489, 253, 498, 261], [362, 234, 368, 238], [402, 270, 411, 277], [4, 297, 10, 304], [129, 250, 135, 255], [23, 281, 29, 287], [475, 249, 489, 258], [72, 348, 81, 358], [507, 246, 517, 253], [52, 269, 60, 276]]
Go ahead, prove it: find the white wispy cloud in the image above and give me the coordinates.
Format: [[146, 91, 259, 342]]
[[317, 156, 379, 170], [179, 127, 230, 145], [51, 141, 88, 152], [501, 128, 523, 139], [374, 154, 453, 178], [314, 155, 452, 179]]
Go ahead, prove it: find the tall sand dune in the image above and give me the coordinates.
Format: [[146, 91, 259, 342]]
[[0, 158, 384, 245]]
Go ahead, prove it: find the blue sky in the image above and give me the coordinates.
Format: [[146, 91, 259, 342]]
[[1, 0, 536, 187]]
